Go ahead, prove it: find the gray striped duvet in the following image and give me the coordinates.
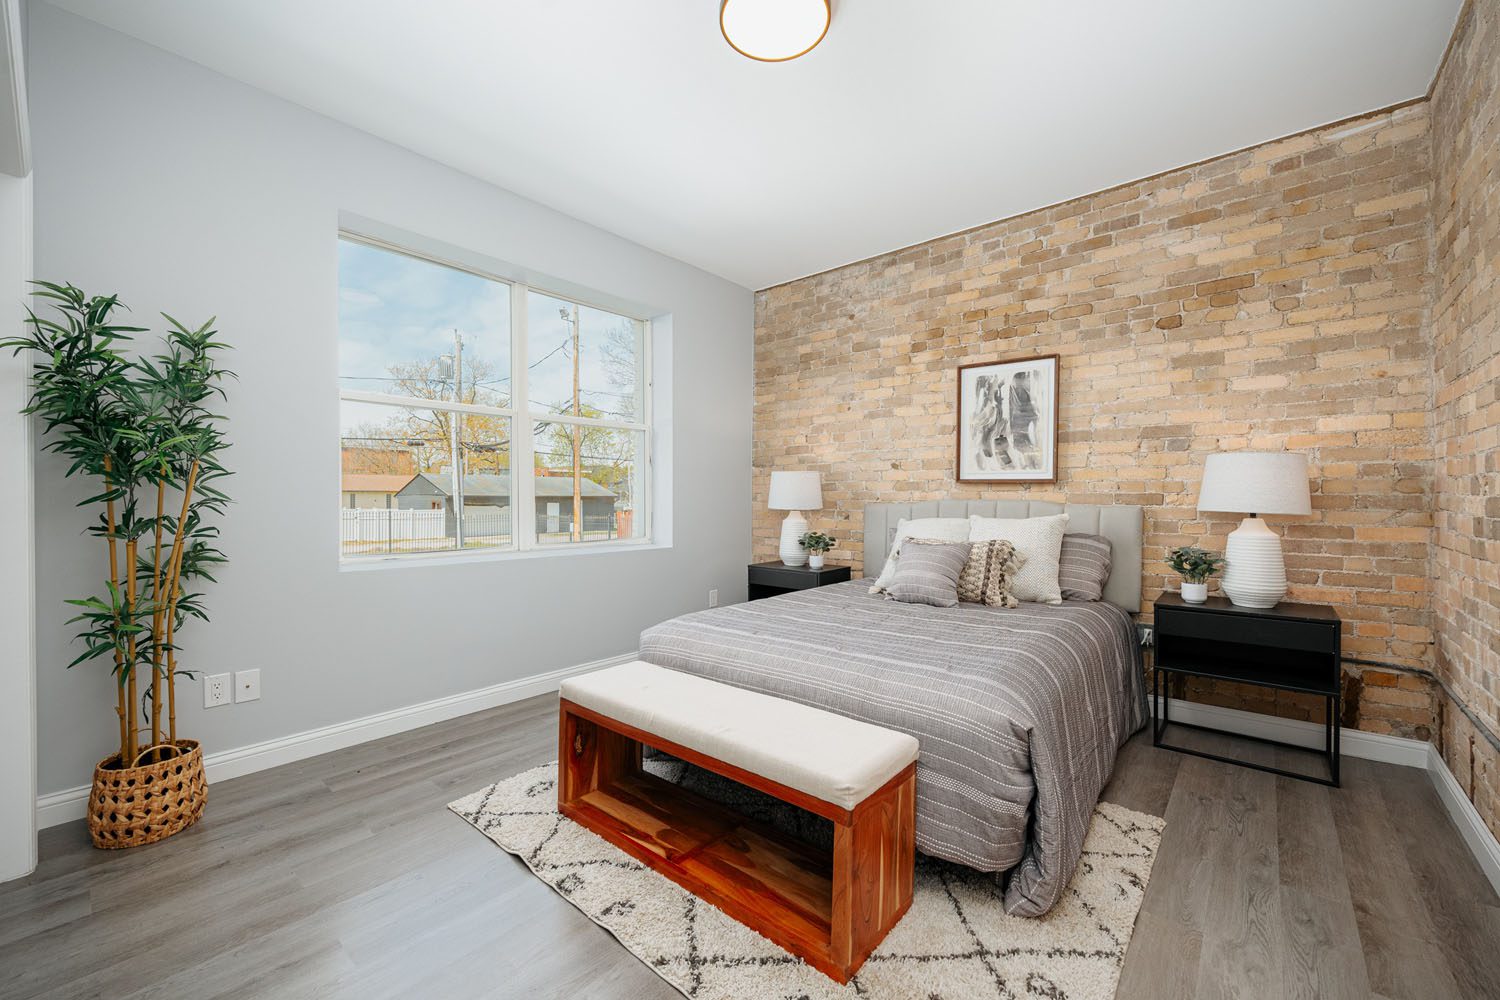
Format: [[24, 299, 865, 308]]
[[638, 580, 1147, 917]]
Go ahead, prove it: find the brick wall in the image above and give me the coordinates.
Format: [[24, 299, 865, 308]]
[[753, 104, 1438, 740], [1431, 1, 1500, 838]]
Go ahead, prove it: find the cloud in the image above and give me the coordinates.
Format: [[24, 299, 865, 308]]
[[338, 286, 384, 308]]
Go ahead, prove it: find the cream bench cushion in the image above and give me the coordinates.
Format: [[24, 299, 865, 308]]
[[560, 660, 919, 811]]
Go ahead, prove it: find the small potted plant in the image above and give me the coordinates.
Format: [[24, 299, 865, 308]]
[[800, 530, 835, 570], [1166, 546, 1224, 603]]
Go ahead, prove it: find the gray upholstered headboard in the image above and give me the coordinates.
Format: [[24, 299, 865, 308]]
[[863, 501, 1144, 613]]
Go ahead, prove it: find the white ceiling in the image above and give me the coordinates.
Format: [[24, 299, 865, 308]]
[[48, 0, 1462, 290]]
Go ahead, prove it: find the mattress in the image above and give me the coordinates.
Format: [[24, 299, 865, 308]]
[[638, 580, 1147, 916]]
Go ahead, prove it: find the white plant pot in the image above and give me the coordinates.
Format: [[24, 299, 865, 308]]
[[808, 553, 826, 570], [1180, 581, 1208, 603]]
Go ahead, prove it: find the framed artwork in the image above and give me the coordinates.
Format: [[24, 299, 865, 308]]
[[955, 354, 1059, 483]]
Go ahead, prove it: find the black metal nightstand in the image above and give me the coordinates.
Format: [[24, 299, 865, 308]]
[[1152, 593, 1342, 786], [747, 561, 852, 601]]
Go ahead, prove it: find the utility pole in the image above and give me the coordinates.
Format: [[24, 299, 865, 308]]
[[449, 328, 465, 549], [568, 305, 582, 541]]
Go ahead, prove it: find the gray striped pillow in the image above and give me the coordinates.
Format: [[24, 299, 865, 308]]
[[884, 538, 971, 608], [1058, 533, 1112, 602]]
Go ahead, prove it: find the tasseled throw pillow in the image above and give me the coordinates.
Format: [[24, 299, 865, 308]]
[[958, 539, 1025, 608], [967, 512, 1070, 604]]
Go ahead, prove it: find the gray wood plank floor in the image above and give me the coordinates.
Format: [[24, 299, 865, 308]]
[[2, 693, 1495, 999]]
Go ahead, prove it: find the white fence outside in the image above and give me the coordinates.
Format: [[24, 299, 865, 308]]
[[340, 505, 619, 556], [341, 507, 446, 544], [340, 506, 513, 549]]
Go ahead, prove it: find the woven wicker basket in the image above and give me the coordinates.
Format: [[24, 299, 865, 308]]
[[87, 739, 206, 849]]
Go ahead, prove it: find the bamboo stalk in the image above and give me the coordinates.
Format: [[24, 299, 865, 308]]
[[164, 460, 201, 744], [124, 537, 139, 764], [148, 473, 166, 755], [103, 456, 128, 765]]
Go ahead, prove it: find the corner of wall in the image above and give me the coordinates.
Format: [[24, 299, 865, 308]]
[[0, 0, 36, 881]]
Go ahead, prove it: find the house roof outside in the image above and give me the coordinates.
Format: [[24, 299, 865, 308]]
[[341, 473, 416, 494], [402, 471, 615, 500]]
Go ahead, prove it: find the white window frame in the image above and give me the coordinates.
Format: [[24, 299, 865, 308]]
[[338, 231, 653, 562]]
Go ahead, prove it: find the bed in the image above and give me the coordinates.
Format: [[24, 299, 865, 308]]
[[638, 500, 1147, 917]]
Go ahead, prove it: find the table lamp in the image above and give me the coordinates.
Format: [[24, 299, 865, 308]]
[[768, 471, 822, 567], [1197, 452, 1311, 608]]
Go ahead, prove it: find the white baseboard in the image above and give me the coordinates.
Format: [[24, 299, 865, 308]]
[[36, 669, 1500, 899], [1163, 696, 1500, 895], [1425, 742, 1500, 895], [1162, 697, 1430, 768], [35, 651, 634, 830]]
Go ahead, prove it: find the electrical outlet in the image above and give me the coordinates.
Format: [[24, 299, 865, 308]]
[[1137, 623, 1154, 648], [235, 668, 261, 703], [204, 673, 231, 708], [708, 589, 719, 608]]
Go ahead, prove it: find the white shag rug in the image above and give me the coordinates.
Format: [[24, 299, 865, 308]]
[[449, 764, 1163, 1000]]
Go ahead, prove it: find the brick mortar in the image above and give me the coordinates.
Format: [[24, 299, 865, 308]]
[[1429, 0, 1500, 838], [753, 11, 1499, 838], [756, 100, 1436, 734]]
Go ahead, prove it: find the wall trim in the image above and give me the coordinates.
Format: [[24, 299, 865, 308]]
[[1164, 696, 1430, 767], [1426, 742, 1500, 895], [36, 651, 635, 829], [36, 673, 1500, 899], [1167, 696, 1500, 895]]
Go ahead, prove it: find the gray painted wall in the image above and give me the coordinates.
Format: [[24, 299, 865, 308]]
[[28, 5, 753, 797], [0, 0, 35, 879]]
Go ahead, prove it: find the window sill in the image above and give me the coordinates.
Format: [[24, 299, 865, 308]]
[[338, 538, 668, 572]]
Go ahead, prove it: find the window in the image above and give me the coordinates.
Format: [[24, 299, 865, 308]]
[[338, 235, 650, 560]]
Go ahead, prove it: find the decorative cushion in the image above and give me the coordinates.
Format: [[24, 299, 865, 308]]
[[967, 512, 1070, 604], [869, 516, 971, 594], [560, 661, 919, 811], [1059, 533, 1113, 602], [884, 539, 972, 608], [957, 539, 1025, 608]]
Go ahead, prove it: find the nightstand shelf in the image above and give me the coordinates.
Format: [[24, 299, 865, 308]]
[[1152, 593, 1342, 786], [748, 561, 851, 601]]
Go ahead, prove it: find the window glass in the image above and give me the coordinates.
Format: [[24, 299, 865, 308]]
[[339, 400, 512, 556], [526, 291, 643, 421], [532, 421, 645, 545], [338, 236, 648, 561], [338, 239, 511, 408]]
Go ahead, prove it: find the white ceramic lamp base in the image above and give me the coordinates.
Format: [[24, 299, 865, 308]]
[[1220, 516, 1287, 609], [779, 511, 809, 567]]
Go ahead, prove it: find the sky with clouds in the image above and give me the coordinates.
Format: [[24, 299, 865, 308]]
[[337, 239, 642, 434]]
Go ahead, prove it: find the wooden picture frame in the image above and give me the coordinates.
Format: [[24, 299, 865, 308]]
[[955, 354, 1059, 483]]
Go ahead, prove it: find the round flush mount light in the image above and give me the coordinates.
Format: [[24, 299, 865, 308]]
[[720, 0, 830, 62]]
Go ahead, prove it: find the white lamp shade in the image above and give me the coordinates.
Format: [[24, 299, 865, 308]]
[[1197, 452, 1311, 516], [768, 470, 822, 511]]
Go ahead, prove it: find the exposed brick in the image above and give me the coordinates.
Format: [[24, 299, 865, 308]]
[[1195, 274, 1256, 296], [1430, 0, 1500, 838], [753, 1, 1500, 843]]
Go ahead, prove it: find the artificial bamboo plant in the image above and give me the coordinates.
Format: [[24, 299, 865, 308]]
[[3, 282, 232, 768]]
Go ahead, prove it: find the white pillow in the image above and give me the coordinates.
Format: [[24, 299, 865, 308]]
[[869, 517, 971, 594], [967, 513, 1069, 604]]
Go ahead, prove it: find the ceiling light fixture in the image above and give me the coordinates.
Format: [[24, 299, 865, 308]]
[[720, 0, 830, 63]]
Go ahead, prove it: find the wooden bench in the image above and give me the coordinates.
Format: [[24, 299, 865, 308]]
[[558, 661, 918, 983]]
